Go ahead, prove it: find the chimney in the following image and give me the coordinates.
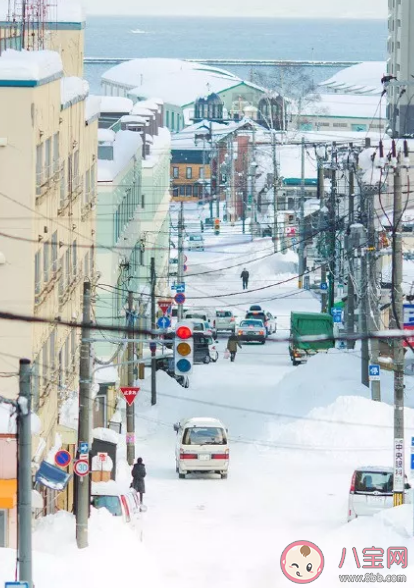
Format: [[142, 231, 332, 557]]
[[139, 131, 147, 160]]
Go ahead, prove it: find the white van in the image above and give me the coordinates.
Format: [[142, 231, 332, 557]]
[[174, 417, 229, 479]]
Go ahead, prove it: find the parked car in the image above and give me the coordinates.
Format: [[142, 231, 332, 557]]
[[186, 234, 205, 251], [184, 311, 214, 334], [206, 335, 219, 362], [245, 311, 269, 335], [91, 481, 141, 522], [347, 466, 412, 522], [173, 417, 229, 479], [237, 319, 266, 344], [214, 310, 236, 334], [266, 312, 277, 334]]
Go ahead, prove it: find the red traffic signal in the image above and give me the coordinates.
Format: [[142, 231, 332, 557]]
[[214, 218, 220, 227], [176, 325, 192, 339]]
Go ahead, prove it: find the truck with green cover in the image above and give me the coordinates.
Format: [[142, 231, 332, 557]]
[[289, 311, 335, 366]]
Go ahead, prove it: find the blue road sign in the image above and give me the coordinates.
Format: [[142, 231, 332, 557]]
[[320, 282, 328, 291], [174, 293, 186, 305], [54, 450, 71, 468], [403, 304, 414, 327], [157, 316, 171, 329], [183, 265, 188, 272], [369, 364, 381, 381], [171, 283, 176, 290], [411, 453, 414, 471], [79, 442, 89, 454], [6, 583, 29, 588], [176, 283, 185, 293], [149, 342, 157, 353], [331, 308, 342, 323], [412, 436, 414, 448]]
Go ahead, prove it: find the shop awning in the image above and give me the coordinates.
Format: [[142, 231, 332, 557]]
[[35, 460, 71, 491], [0, 479, 17, 508]]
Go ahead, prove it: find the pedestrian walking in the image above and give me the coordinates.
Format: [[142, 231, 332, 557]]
[[131, 457, 146, 504], [241, 268, 249, 290], [227, 333, 242, 362]]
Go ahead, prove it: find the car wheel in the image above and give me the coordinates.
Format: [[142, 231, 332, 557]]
[[221, 473, 228, 479], [261, 340, 265, 345], [204, 355, 210, 364], [179, 473, 186, 479], [292, 359, 300, 366]]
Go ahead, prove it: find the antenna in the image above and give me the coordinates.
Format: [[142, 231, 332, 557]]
[[5, 0, 57, 51]]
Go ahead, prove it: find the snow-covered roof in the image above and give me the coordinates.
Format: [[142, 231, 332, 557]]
[[98, 130, 143, 183], [256, 143, 318, 182], [0, 0, 85, 23], [97, 95, 133, 114], [85, 95, 101, 123], [120, 114, 147, 124], [131, 104, 155, 117], [142, 127, 171, 169], [102, 58, 239, 87], [179, 416, 226, 428], [0, 49, 62, 83], [320, 62, 385, 95], [98, 128, 116, 143], [299, 93, 385, 120], [61, 77, 89, 108]]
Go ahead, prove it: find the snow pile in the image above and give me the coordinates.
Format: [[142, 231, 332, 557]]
[[142, 126, 171, 169], [319, 61, 385, 95], [59, 392, 78, 430], [0, 402, 41, 434], [0, 49, 63, 82], [45, 432, 62, 463], [92, 427, 119, 445], [98, 128, 115, 143], [98, 95, 133, 114], [84, 94, 101, 122], [61, 77, 89, 107], [98, 129, 142, 182]]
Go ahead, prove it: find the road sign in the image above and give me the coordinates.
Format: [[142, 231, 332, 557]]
[[6, 583, 29, 588], [175, 293, 186, 305], [79, 442, 89, 454], [176, 283, 185, 293], [331, 308, 342, 323], [149, 341, 157, 353], [157, 316, 171, 329], [411, 453, 414, 471], [320, 282, 328, 291], [54, 450, 71, 468], [126, 433, 135, 444], [369, 364, 381, 381], [98, 452, 108, 462], [171, 283, 176, 290], [183, 264, 188, 272], [120, 386, 140, 406], [285, 226, 296, 236], [74, 459, 90, 477], [403, 304, 414, 326], [158, 300, 171, 314]]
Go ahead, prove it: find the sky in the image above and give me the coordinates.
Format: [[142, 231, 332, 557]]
[[84, 0, 388, 18]]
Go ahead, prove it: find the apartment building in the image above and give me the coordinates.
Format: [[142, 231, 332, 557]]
[[387, 0, 414, 135], [0, 5, 98, 529]]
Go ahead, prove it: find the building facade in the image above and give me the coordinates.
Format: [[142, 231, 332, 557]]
[[387, 0, 414, 135]]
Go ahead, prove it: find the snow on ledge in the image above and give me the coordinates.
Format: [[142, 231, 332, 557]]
[[0, 403, 41, 434], [61, 77, 89, 108], [85, 95, 101, 123], [97, 95, 133, 114], [98, 128, 116, 143], [0, 49, 63, 82], [92, 427, 120, 445]]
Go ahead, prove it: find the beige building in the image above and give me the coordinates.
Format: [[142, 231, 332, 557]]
[[0, 4, 98, 524]]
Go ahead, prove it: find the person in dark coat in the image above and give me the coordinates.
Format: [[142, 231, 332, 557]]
[[227, 334, 242, 362], [241, 268, 249, 290], [131, 457, 146, 504]]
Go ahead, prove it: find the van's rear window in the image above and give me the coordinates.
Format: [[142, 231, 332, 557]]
[[92, 495, 123, 516], [354, 471, 393, 493], [183, 427, 227, 445], [216, 311, 231, 317]]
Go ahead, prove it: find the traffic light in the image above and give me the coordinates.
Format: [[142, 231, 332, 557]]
[[214, 218, 220, 235], [174, 321, 193, 375]]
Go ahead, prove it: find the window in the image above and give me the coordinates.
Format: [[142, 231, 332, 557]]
[[44, 137, 51, 178], [74, 150, 80, 190], [35, 250, 41, 299], [43, 241, 50, 284], [166, 110, 170, 127], [193, 185, 199, 197], [71, 328, 77, 362], [49, 329, 56, 372], [173, 167, 179, 178], [53, 132, 59, 172], [72, 240, 77, 276], [182, 427, 227, 445], [36, 144, 43, 193], [58, 349, 63, 389], [65, 248, 71, 284], [333, 123, 348, 128], [171, 112, 175, 130], [185, 185, 192, 196], [351, 124, 367, 132], [64, 336, 70, 379], [0, 510, 7, 548], [142, 193, 145, 208], [60, 161, 66, 207], [179, 186, 185, 196], [84, 169, 90, 206], [186, 167, 192, 179], [173, 187, 179, 197], [51, 231, 58, 274], [41, 340, 48, 390], [98, 144, 114, 160], [199, 167, 205, 179]]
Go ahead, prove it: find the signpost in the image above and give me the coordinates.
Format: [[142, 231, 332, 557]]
[[79, 442, 89, 458], [183, 264, 188, 272], [98, 452, 108, 463], [120, 386, 140, 406], [158, 300, 171, 314], [74, 459, 90, 477], [157, 316, 171, 329], [369, 364, 381, 381], [320, 282, 328, 291], [331, 308, 342, 324], [54, 450, 71, 468], [285, 226, 297, 236], [176, 283, 185, 293], [394, 438, 405, 493], [174, 293, 186, 305]]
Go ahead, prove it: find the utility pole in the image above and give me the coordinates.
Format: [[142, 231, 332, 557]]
[[316, 149, 327, 312], [346, 156, 355, 348], [18, 358, 32, 588], [177, 202, 184, 322], [126, 291, 135, 465], [76, 280, 92, 549], [298, 136, 306, 288], [150, 256, 157, 406], [392, 151, 405, 506], [272, 130, 278, 252], [328, 143, 337, 312], [359, 185, 370, 388], [367, 184, 381, 402]]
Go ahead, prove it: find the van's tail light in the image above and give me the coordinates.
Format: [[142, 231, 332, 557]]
[[259, 331, 264, 335], [230, 317, 235, 322], [180, 452, 197, 459], [121, 495, 131, 522], [350, 471, 356, 494], [238, 330, 242, 335], [212, 450, 229, 460]]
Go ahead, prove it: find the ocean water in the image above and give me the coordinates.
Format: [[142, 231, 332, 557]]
[[84, 16, 388, 95]]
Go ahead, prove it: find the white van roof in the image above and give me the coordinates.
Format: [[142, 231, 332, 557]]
[[180, 417, 226, 429], [356, 466, 393, 473]]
